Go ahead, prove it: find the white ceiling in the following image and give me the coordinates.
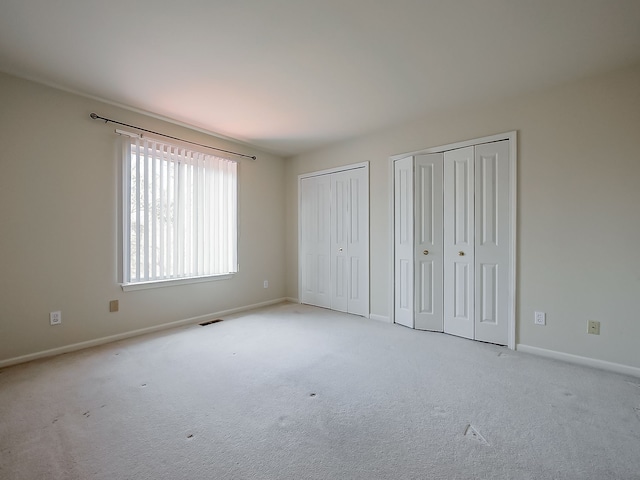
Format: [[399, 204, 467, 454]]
[[1, 0, 640, 157]]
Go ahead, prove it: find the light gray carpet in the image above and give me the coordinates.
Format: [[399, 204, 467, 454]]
[[1, 302, 639, 479]]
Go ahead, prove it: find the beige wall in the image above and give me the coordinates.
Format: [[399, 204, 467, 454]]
[[3, 63, 639, 371], [0, 73, 286, 363], [286, 63, 640, 369]]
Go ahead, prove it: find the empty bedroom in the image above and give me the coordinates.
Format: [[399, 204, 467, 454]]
[[1, 1, 639, 479]]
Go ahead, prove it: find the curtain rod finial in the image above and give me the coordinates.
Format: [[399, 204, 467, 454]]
[[90, 112, 98, 119]]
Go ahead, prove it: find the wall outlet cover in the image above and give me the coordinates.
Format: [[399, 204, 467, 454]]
[[50, 311, 62, 325]]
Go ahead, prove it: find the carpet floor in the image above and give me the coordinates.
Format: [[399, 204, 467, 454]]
[[1, 302, 639, 479]]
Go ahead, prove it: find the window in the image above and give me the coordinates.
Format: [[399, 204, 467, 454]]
[[121, 134, 238, 288]]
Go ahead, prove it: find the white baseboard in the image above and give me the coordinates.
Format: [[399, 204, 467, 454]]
[[370, 313, 392, 323], [0, 298, 289, 369], [516, 344, 640, 379], [284, 297, 299, 303]]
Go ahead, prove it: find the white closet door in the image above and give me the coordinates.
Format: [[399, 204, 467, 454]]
[[300, 175, 331, 308], [414, 154, 444, 331], [345, 167, 369, 317], [331, 171, 349, 313], [301, 165, 369, 317], [474, 140, 510, 344], [444, 147, 475, 339], [394, 157, 414, 328]]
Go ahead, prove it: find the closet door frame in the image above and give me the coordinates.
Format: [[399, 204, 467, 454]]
[[389, 132, 517, 349], [298, 162, 370, 317]]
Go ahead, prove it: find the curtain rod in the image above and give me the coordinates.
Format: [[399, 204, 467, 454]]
[[89, 113, 257, 160]]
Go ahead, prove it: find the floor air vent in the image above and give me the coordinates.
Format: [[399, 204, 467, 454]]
[[199, 319, 223, 326]]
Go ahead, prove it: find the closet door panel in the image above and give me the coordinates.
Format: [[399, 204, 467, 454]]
[[394, 157, 414, 328], [300, 175, 331, 308], [346, 167, 369, 316], [331, 172, 349, 313], [475, 140, 510, 345], [414, 154, 444, 331], [444, 147, 475, 339]]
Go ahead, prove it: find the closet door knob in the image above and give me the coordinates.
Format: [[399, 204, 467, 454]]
[[458, 251, 465, 256], [423, 250, 429, 255]]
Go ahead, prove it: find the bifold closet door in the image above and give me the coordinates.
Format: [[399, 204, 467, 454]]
[[394, 153, 445, 332], [394, 140, 511, 345], [300, 175, 331, 309], [300, 167, 369, 317], [443, 141, 510, 344], [443, 146, 475, 340]]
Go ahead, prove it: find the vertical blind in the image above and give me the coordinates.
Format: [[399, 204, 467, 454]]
[[123, 135, 238, 284]]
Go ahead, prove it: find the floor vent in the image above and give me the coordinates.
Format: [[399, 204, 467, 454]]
[[199, 319, 223, 326]]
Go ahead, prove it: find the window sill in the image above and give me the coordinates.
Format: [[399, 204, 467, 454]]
[[121, 274, 235, 292]]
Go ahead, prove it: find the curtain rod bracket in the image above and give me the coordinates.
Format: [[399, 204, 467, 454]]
[[89, 112, 257, 160]]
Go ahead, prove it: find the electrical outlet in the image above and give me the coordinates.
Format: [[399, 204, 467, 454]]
[[534, 311, 546, 326], [588, 320, 600, 335], [263, 280, 268, 289], [109, 300, 119, 312], [50, 311, 62, 325]]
